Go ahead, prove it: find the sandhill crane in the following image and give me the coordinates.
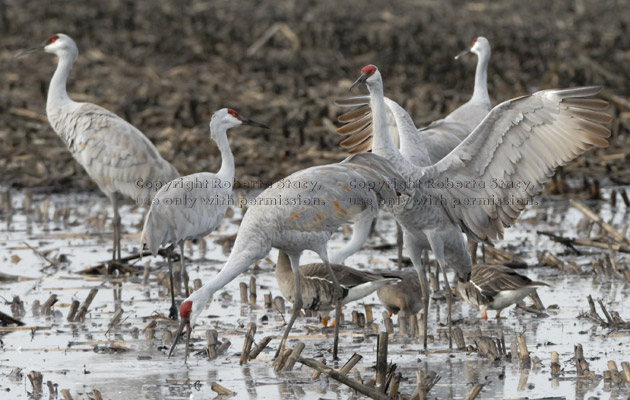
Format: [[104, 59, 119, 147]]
[[449, 36, 493, 132], [351, 64, 610, 347], [334, 36, 492, 156], [140, 108, 268, 320], [330, 37, 493, 266], [167, 152, 410, 362], [275, 251, 399, 326], [16, 34, 179, 262], [457, 264, 549, 320]]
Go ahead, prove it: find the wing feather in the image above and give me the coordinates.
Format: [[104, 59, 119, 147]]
[[421, 87, 610, 242], [53, 103, 179, 201]]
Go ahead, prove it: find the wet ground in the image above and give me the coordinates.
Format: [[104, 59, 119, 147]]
[[1, 1, 630, 397], [1, 187, 629, 399]]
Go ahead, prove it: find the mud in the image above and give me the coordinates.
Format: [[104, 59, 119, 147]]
[[1, 0, 629, 189]]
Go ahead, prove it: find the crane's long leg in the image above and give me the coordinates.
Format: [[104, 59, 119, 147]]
[[426, 231, 453, 350], [405, 233, 430, 350], [116, 195, 122, 261], [179, 241, 189, 297], [110, 194, 120, 262], [275, 253, 303, 360], [320, 253, 342, 361], [396, 222, 403, 270], [167, 245, 178, 320], [467, 236, 478, 265]]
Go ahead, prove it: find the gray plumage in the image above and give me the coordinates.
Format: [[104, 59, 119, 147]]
[[141, 108, 264, 255], [49, 102, 179, 203], [447, 36, 493, 131], [329, 37, 493, 265], [457, 264, 549, 318], [345, 64, 610, 345], [334, 36, 492, 156], [17, 33, 179, 261], [141, 170, 232, 256], [420, 85, 611, 243], [140, 108, 267, 319], [358, 65, 611, 252], [168, 152, 411, 359]]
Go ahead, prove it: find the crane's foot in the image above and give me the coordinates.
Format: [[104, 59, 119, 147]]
[[481, 310, 488, 321]]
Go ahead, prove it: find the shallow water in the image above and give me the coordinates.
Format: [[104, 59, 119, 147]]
[[1, 187, 629, 399]]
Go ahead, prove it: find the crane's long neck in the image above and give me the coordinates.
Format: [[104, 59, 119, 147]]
[[389, 100, 432, 166], [46, 54, 74, 116], [194, 213, 272, 305], [192, 249, 256, 309], [367, 77, 398, 159], [367, 76, 416, 174], [211, 126, 235, 180], [471, 50, 490, 105]]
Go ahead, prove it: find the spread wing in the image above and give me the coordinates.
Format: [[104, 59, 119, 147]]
[[420, 86, 611, 242], [334, 96, 473, 165]]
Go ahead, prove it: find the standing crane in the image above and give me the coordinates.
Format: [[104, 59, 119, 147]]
[[334, 36, 492, 155], [141, 108, 268, 320], [448, 36, 493, 133], [16, 34, 179, 262], [330, 37, 493, 265], [167, 152, 411, 362], [351, 64, 610, 347]]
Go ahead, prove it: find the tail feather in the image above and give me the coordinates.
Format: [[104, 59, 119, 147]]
[[140, 208, 172, 256]]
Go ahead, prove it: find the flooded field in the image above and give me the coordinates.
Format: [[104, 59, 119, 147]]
[[1, 187, 629, 399], [2, 0, 630, 398]]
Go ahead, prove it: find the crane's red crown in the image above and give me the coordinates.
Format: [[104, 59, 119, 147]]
[[227, 109, 239, 118], [180, 300, 193, 319], [361, 65, 377, 76], [472, 37, 478, 45], [46, 35, 60, 45]]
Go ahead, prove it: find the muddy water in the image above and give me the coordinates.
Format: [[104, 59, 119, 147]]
[[1, 188, 629, 399]]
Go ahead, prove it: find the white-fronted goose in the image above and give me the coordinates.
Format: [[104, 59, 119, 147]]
[[275, 251, 399, 325], [457, 264, 549, 319]]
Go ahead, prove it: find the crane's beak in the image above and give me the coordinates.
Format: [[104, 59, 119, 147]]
[[454, 48, 471, 60], [241, 117, 269, 129], [168, 315, 191, 363], [350, 73, 369, 91], [15, 43, 45, 58]]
